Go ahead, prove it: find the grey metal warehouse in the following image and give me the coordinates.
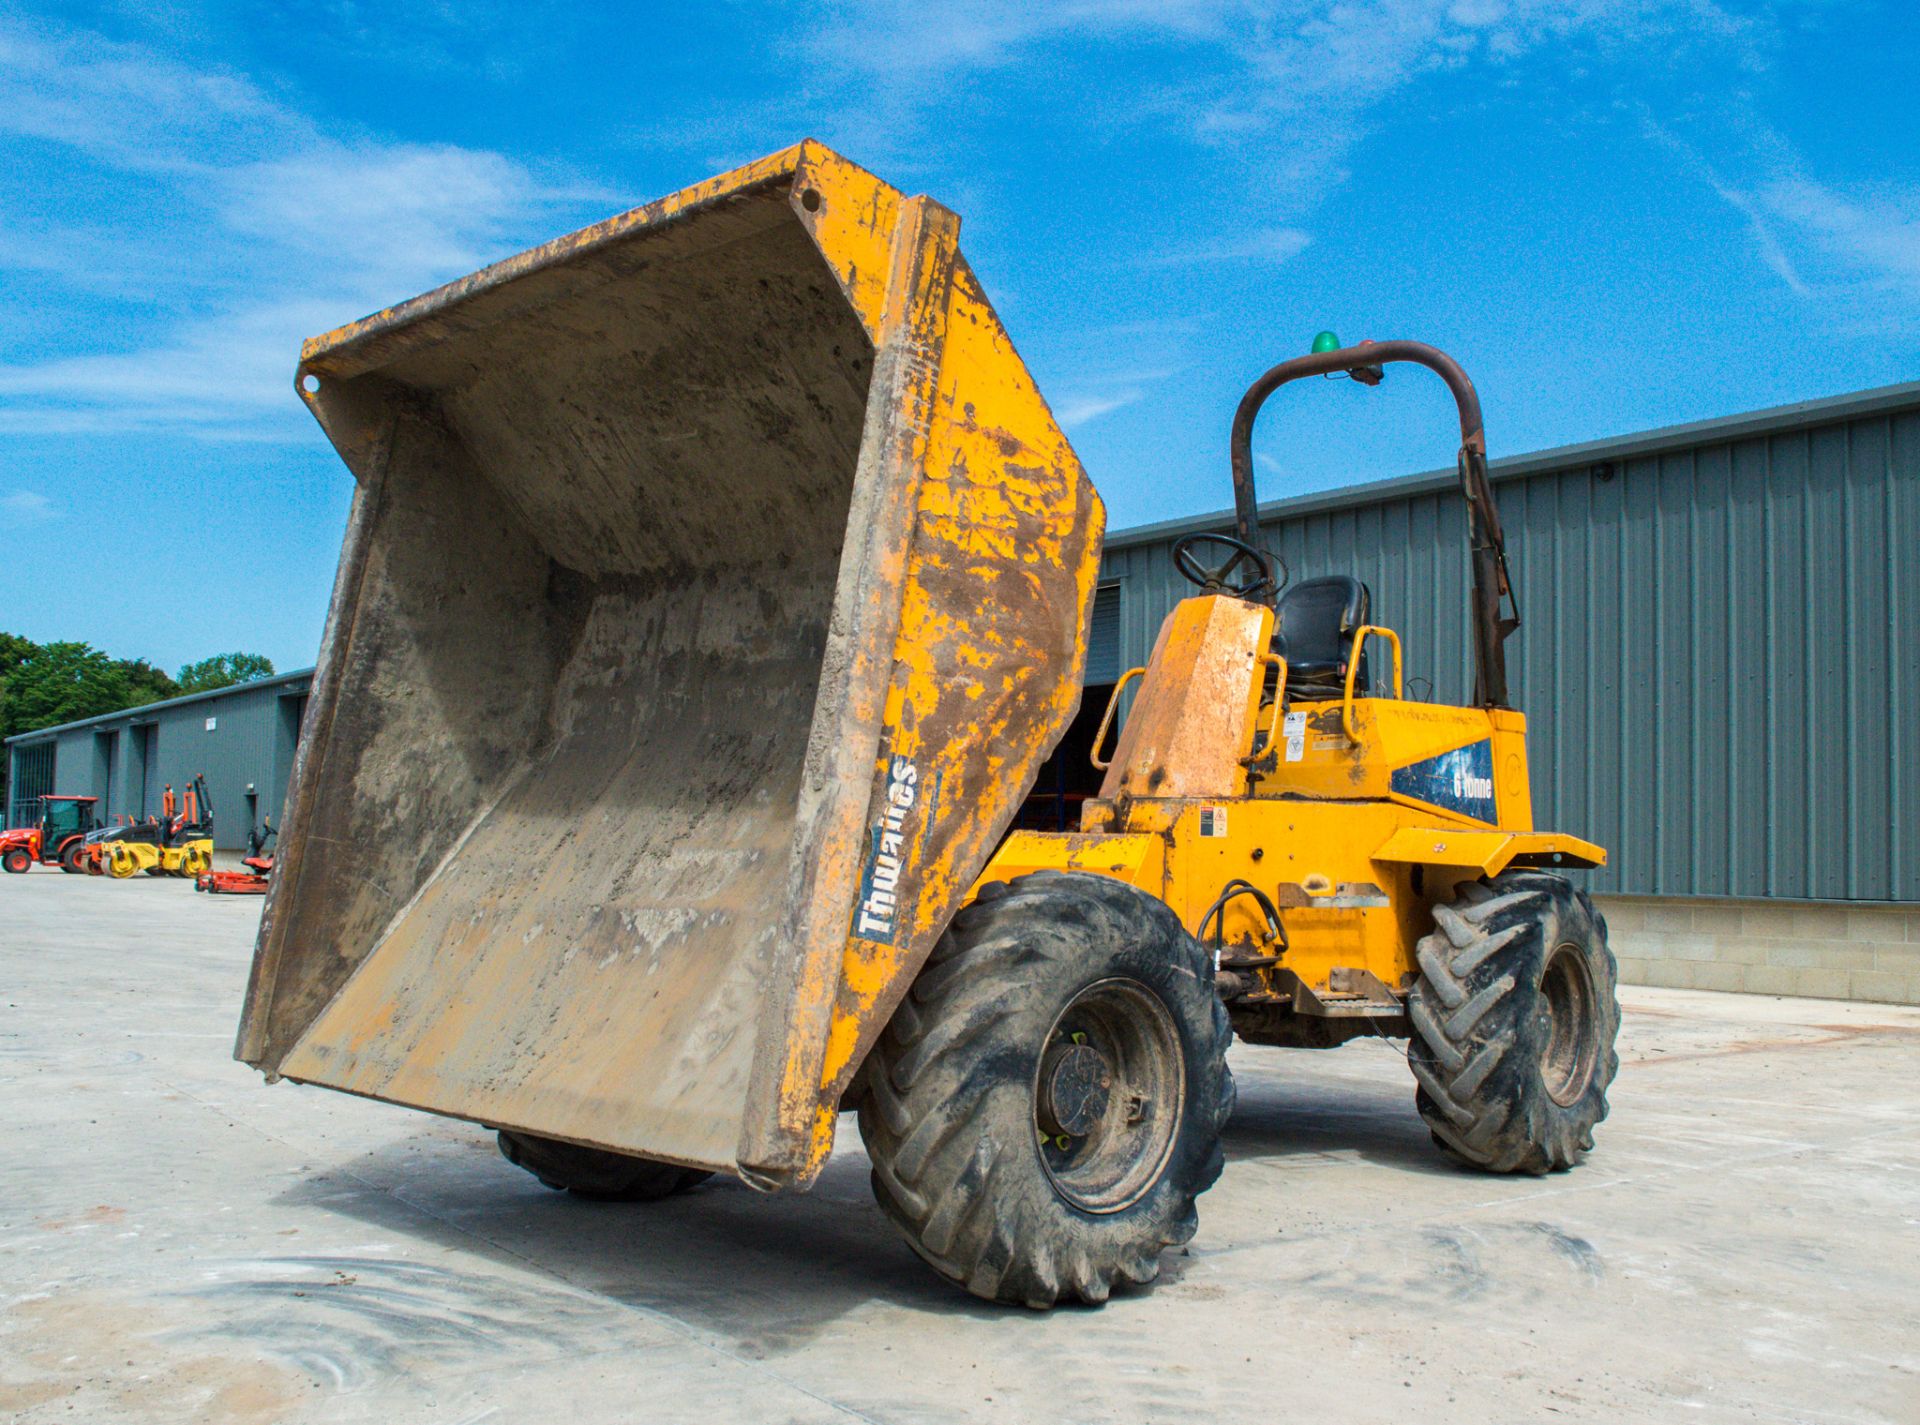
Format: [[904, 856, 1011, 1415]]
[[8, 380, 1916, 1001], [5, 670, 313, 852]]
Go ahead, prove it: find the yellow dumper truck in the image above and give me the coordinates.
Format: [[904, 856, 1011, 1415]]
[[238, 142, 1618, 1309]]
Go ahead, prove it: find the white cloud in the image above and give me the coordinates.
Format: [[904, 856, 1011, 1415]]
[[1647, 111, 1920, 327], [1641, 117, 1809, 295], [805, 0, 1767, 147], [0, 18, 295, 171], [1055, 392, 1142, 427], [792, 0, 1785, 409], [217, 143, 587, 295], [1761, 177, 1920, 300], [1138, 226, 1311, 269], [0, 19, 602, 439], [1048, 363, 1183, 429], [0, 490, 57, 523]]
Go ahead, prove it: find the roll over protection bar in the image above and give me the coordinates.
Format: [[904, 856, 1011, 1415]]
[[1226, 339, 1520, 708]]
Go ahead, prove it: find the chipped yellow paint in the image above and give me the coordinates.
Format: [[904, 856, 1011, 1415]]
[[1097, 595, 1271, 802], [798, 250, 1105, 1172], [790, 142, 902, 339], [972, 830, 1165, 898]]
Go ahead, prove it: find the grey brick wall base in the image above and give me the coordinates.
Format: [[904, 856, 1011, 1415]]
[[1596, 896, 1920, 1005]]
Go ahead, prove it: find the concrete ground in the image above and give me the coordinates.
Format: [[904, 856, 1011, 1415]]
[[2, 872, 1917, 1425]]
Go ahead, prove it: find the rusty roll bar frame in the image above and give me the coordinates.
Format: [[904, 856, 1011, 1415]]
[[1227, 339, 1520, 708]]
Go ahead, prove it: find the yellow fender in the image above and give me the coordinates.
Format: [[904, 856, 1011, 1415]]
[[1372, 826, 1605, 877]]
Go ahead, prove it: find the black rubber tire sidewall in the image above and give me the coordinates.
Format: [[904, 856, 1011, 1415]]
[[859, 870, 1234, 1308], [496, 1130, 713, 1202], [2, 849, 29, 875], [1408, 871, 1620, 1174]]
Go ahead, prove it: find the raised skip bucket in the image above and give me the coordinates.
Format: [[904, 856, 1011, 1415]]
[[235, 142, 1104, 1188]]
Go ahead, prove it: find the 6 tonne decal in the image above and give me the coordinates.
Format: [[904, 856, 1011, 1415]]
[[854, 756, 919, 943], [1390, 739, 1498, 824]]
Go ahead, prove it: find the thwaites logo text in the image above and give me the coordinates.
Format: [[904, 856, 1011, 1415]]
[[854, 756, 917, 942]]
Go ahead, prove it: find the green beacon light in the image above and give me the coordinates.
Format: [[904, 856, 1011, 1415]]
[[1311, 330, 1342, 354]]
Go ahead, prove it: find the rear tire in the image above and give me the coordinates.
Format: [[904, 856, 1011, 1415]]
[[59, 843, 86, 875], [2, 849, 29, 875], [496, 1130, 712, 1201], [1408, 871, 1619, 1174], [859, 871, 1234, 1309]]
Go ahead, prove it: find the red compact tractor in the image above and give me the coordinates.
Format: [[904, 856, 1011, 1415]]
[[0, 796, 102, 874]]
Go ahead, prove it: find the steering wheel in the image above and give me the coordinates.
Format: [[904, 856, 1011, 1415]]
[[1172, 533, 1285, 601]]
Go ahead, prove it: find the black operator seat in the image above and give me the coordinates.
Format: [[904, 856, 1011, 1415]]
[[1273, 575, 1371, 701]]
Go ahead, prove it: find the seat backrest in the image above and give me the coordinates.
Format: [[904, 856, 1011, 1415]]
[[1275, 576, 1371, 694]]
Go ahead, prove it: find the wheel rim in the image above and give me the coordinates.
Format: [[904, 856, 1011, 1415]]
[[1538, 942, 1599, 1107], [1034, 978, 1184, 1214]]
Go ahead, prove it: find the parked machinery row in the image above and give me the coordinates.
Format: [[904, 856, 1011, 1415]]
[[0, 776, 270, 890]]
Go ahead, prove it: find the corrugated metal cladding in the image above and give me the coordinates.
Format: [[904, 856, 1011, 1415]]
[[6, 671, 313, 850], [1099, 382, 1920, 904], [1085, 585, 1123, 685]]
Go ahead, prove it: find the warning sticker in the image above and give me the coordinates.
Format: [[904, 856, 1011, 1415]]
[[1282, 710, 1307, 762], [1198, 805, 1228, 837]]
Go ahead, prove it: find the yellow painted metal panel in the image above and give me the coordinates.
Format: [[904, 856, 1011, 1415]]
[[1097, 596, 1273, 802], [1373, 826, 1606, 875]]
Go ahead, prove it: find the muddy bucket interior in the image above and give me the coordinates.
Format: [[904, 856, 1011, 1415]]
[[237, 144, 1104, 1183]]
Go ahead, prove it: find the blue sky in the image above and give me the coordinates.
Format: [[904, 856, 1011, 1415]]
[[1, 1, 1916, 673]]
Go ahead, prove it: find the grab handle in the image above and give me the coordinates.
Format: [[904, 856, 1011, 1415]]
[[1090, 667, 1147, 771], [1341, 626, 1403, 741]]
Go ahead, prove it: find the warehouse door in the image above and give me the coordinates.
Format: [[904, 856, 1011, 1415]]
[[93, 730, 118, 813], [133, 724, 159, 818], [272, 692, 309, 826]]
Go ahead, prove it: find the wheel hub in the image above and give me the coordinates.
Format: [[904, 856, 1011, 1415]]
[[1039, 1042, 1113, 1139], [1034, 979, 1185, 1215], [1539, 941, 1599, 1107]]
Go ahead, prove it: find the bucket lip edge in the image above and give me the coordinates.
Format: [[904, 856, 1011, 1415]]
[[297, 140, 832, 380]]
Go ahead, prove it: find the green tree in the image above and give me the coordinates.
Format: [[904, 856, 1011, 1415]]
[[0, 632, 33, 685], [0, 632, 36, 804], [0, 642, 133, 736], [119, 658, 180, 707], [176, 652, 275, 695]]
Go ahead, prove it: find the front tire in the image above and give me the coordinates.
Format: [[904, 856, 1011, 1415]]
[[1408, 871, 1619, 1174], [859, 871, 1234, 1309], [496, 1130, 712, 1202], [2, 849, 29, 874]]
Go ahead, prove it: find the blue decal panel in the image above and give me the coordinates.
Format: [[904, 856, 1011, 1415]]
[[1391, 740, 1498, 824]]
